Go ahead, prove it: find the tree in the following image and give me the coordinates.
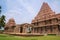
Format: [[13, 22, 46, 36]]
[[0, 15, 5, 28], [0, 6, 5, 30]]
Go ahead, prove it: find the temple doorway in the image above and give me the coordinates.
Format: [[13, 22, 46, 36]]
[[20, 27, 23, 33]]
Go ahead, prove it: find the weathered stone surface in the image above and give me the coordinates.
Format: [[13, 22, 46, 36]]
[[31, 2, 60, 35]]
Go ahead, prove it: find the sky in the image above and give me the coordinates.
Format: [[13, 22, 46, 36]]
[[0, 0, 60, 24]]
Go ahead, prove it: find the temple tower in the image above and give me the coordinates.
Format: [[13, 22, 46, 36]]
[[32, 2, 55, 23], [4, 18, 16, 33]]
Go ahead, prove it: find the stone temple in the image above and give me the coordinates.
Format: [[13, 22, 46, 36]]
[[4, 2, 60, 35]]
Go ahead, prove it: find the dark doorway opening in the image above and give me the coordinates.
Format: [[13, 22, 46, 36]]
[[58, 25, 60, 32], [20, 27, 23, 33]]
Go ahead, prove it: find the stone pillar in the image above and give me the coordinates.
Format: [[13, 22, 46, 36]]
[[52, 25, 58, 34], [44, 26, 47, 36], [57, 25, 60, 35], [22, 27, 25, 33], [32, 27, 35, 33]]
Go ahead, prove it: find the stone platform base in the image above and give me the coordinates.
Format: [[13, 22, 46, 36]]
[[9, 33, 44, 36], [3, 32, 59, 36]]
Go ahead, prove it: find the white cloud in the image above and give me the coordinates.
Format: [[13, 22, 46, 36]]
[[4, 10, 22, 23], [4, 0, 37, 24], [16, 0, 35, 14], [50, 0, 60, 13]]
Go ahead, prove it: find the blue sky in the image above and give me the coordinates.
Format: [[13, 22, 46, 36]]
[[0, 0, 60, 24]]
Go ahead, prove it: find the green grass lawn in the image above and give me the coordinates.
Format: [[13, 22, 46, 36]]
[[0, 34, 60, 40]]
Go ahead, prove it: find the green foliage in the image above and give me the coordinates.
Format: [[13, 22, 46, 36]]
[[0, 15, 5, 27]]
